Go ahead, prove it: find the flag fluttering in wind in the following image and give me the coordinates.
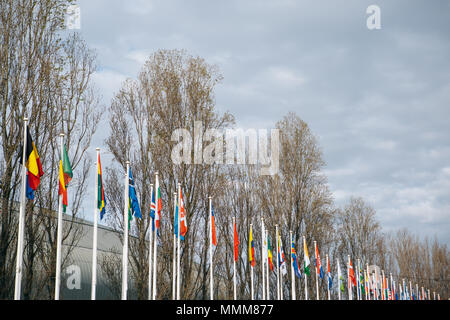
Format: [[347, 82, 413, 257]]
[[291, 240, 302, 278], [249, 225, 255, 267], [267, 234, 274, 271], [128, 167, 141, 227], [327, 256, 332, 289], [233, 219, 239, 262], [315, 243, 324, 279], [278, 235, 287, 276], [348, 257, 357, 287], [179, 189, 187, 238], [303, 238, 310, 276], [58, 144, 72, 212], [97, 153, 106, 219], [21, 126, 44, 200], [154, 173, 162, 230], [211, 204, 217, 246], [174, 199, 184, 240]]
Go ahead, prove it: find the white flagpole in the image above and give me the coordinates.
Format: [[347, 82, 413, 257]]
[[433, 291, 435, 300], [250, 223, 254, 300], [347, 255, 351, 300], [416, 283, 419, 300], [121, 161, 130, 300], [55, 133, 65, 300], [427, 289, 430, 300], [356, 259, 360, 300], [275, 225, 280, 300], [233, 217, 237, 300], [326, 254, 330, 300], [14, 117, 28, 300], [91, 147, 100, 300], [314, 241, 319, 300], [177, 183, 181, 300], [209, 196, 213, 300], [303, 236, 308, 300], [261, 218, 265, 300], [148, 184, 153, 300], [172, 192, 177, 300], [337, 260, 341, 300], [290, 231, 295, 300], [152, 172, 159, 300]]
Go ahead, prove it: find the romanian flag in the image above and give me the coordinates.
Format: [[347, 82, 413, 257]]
[[233, 219, 239, 262], [291, 241, 302, 278], [210, 204, 217, 246], [304, 238, 310, 276], [97, 153, 106, 219], [348, 257, 357, 287], [22, 126, 44, 200], [249, 225, 255, 267], [267, 235, 274, 271], [315, 242, 324, 279], [58, 144, 72, 212]]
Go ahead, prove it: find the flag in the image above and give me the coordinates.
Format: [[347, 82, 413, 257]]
[[211, 203, 217, 246], [278, 235, 287, 276], [21, 126, 44, 200], [150, 187, 156, 232], [348, 258, 357, 287], [173, 201, 184, 240], [97, 153, 106, 219], [315, 243, 324, 279], [337, 261, 345, 292], [291, 240, 302, 278], [249, 225, 255, 267], [179, 189, 187, 237], [360, 270, 365, 295], [303, 238, 310, 276], [233, 219, 239, 262], [58, 144, 73, 212], [154, 174, 162, 230], [128, 167, 142, 224], [267, 234, 274, 271], [327, 256, 332, 289]]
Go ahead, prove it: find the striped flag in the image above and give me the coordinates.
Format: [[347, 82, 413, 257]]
[[249, 224, 255, 267], [291, 240, 302, 278], [97, 153, 106, 219], [211, 204, 217, 246], [21, 126, 44, 200], [303, 238, 310, 276]]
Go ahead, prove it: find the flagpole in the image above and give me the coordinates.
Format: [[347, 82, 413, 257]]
[[90, 148, 100, 300], [233, 217, 237, 300], [209, 196, 213, 300], [261, 218, 265, 300], [326, 254, 330, 300], [356, 259, 361, 300], [303, 236, 308, 300], [172, 192, 177, 300], [314, 241, 319, 300], [121, 161, 130, 300], [54, 133, 65, 300], [14, 117, 28, 300], [152, 172, 159, 300], [337, 260, 341, 300], [250, 223, 254, 300], [177, 183, 181, 300], [148, 184, 153, 300], [290, 231, 295, 300], [275, 225, 280, 300], [347, 255, 351, 300]]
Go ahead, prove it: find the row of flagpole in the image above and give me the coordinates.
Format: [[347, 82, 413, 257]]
[[13, 118, 443, 301]]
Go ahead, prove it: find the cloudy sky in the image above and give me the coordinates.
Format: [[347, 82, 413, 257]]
[[72, 0, 450, 244]]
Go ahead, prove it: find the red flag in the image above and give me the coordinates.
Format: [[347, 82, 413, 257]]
[[349, 258, 357, 287], [211, 204, 217, 246], [233, 219, 239, 262]]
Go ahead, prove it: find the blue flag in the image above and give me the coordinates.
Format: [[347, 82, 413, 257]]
[[128, 168, 141, 219]]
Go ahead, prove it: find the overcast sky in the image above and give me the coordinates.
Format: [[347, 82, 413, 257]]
[[72, 0, 450, 244]]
